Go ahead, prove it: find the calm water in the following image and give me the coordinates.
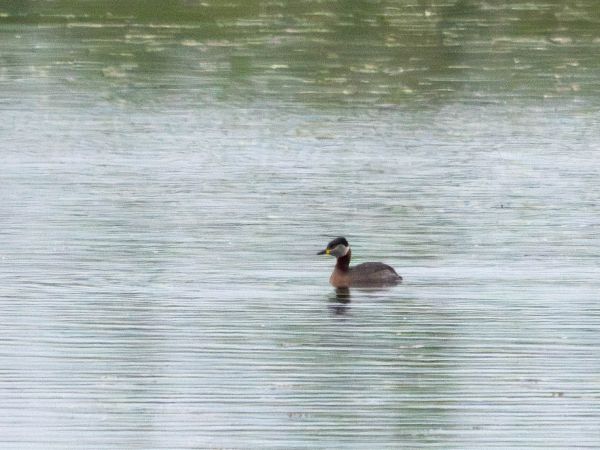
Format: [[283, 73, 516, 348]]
[[1, 1, 600, 448]]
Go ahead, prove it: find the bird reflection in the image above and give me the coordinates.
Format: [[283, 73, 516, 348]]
[[328, 287, 351, 315], [335, 287, 351, 300], [327, 285, 400, 315]]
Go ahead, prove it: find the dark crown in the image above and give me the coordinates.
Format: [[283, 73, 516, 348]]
[[327, 237, 349, 248]]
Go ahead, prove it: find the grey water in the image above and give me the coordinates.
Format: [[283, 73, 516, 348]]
[[1, 1, 600, 448]]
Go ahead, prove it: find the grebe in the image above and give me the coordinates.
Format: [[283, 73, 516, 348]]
[[317, 237, 402, 288]]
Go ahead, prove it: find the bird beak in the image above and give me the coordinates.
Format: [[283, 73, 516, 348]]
[[317, 248, 330, 255]]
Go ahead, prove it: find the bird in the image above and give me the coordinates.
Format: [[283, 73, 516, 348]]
[[317, 237, 402, 288]]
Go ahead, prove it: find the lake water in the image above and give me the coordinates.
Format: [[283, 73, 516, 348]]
[[1, 1, 600, 448]]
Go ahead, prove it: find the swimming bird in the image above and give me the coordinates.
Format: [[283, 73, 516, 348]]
[[317, 237, 402, 288]]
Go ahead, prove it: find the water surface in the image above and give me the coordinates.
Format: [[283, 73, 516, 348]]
[[1, 1, 600, 448]]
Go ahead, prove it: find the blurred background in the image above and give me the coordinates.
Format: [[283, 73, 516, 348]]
[[1, 0, 599, 105], [1, 1, 599, 448]]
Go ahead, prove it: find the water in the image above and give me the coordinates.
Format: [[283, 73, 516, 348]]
[[1, 1, 600, 448]]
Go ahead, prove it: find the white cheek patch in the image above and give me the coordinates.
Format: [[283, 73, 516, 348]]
[[335, 244, 350, 258]]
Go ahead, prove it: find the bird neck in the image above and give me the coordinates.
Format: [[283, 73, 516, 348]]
[[335, 249, 351, 272]]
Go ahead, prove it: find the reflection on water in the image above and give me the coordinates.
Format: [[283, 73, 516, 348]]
[[335, 287, 352, 300], [2, 0, 600, 448], [328, 287, 351, 315]]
